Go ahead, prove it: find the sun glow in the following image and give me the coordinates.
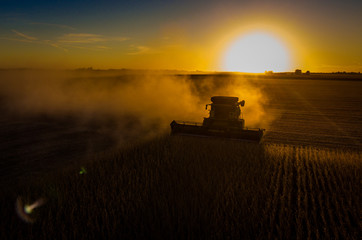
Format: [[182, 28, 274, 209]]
[[222, 31, 291, 73]]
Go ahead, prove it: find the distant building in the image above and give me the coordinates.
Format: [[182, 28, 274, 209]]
[[265, 70, 273, 75], [305, 70, 310, 75], [295, 69, 302, 75]]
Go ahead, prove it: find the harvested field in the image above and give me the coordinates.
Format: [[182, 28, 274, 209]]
[[0, 71, 361, 239]]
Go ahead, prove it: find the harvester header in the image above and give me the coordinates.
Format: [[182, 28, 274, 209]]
[[170, 96, 265, 142]]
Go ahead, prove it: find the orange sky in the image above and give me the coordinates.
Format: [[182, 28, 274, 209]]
[[1, 0, 361, 72]]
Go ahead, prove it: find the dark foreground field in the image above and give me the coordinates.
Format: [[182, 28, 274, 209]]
[[0, 71, 361, 239], [1, 136, 360, 239]]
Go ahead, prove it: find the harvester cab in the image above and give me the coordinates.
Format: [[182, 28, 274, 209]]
[[170, 96, 265, 142], [203, 96, 246, 130]]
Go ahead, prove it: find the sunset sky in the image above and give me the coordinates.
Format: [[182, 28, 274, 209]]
[[1, 0, 361, 72]]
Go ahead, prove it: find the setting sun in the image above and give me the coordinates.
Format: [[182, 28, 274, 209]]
[[222, 31, 291, 73]]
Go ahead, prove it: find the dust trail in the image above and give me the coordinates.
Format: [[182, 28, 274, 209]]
[[0, 70, 202, 143], [0, 70, 272, 143]]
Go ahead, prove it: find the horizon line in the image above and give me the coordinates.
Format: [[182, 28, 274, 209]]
[[0, 67, 361, 74]]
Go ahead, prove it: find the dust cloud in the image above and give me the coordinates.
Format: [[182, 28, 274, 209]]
[[0, 70, 272, 142], [187, 74, 273, 128]]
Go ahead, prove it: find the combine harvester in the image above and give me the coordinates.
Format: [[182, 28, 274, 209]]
[[170, 96, 265, 142]]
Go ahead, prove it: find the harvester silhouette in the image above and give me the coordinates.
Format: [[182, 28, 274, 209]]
[[170, 96, 265, 142]]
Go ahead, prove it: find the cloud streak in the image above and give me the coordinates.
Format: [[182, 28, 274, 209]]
[[11, 30, 37, 41], [127, 45, 157, 55], [127, 45, 152, 55], [0, 37, 33, 43], [3, 29, 128, 52], [58, 33, 128, 44]]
